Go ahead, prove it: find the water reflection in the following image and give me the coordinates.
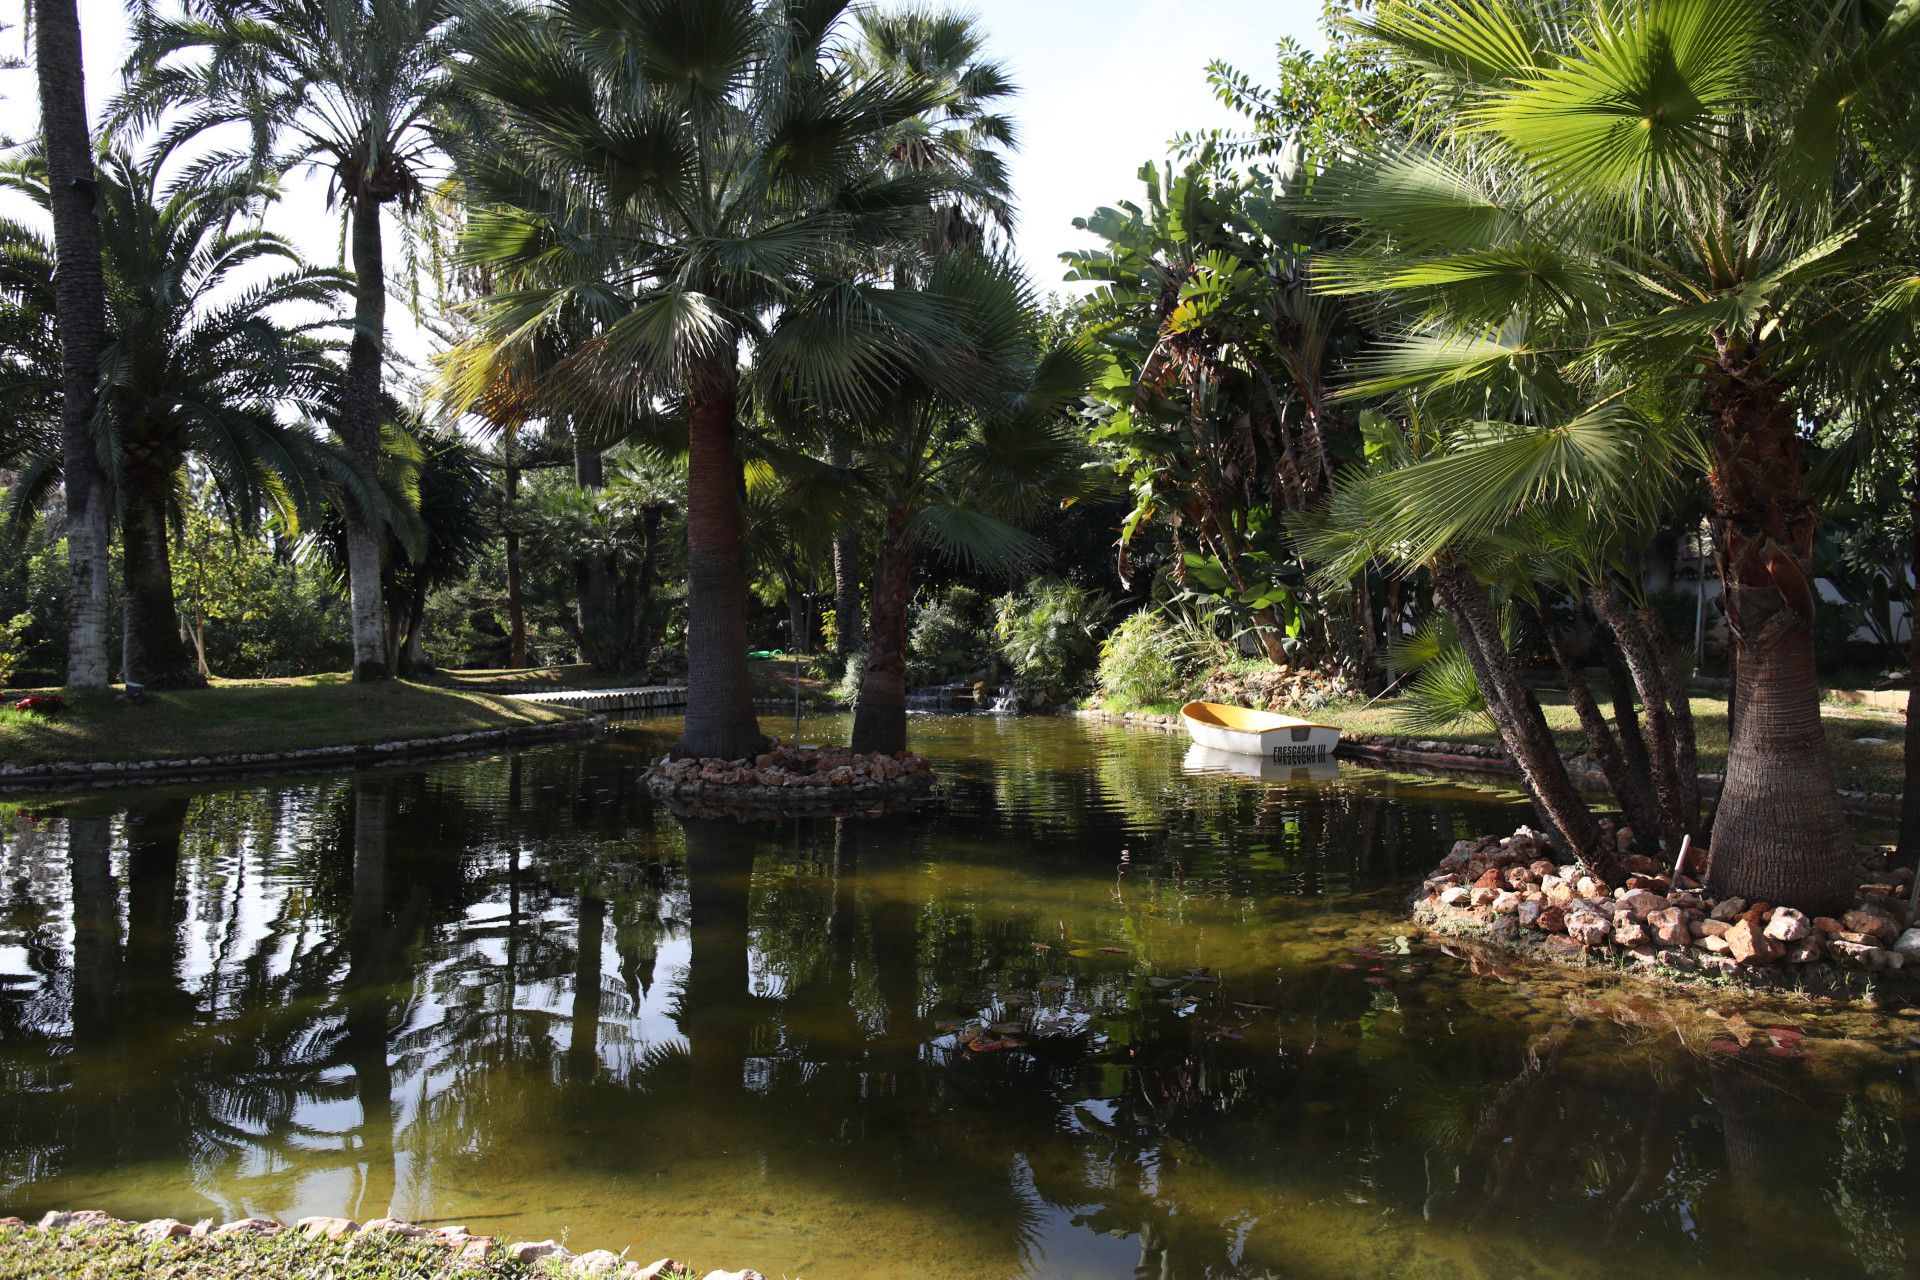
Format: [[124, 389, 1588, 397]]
[[0, 715, 1915, 1278]]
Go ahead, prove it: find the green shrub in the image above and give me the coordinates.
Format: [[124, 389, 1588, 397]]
[[907, 585, 987, 686], [1096, 609, 1185, 709], [0, 612, 32, 689], [992, 580, 1109, 699]]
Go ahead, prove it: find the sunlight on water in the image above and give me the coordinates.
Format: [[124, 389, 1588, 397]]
[[1, 714, 1916, 1278]]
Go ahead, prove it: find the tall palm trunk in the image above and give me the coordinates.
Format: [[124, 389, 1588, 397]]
[[341, 197, 391, 682], [830, 441, 864, 653], [1432, 559, 1608, 872], [1702, 348, 1850, 911], [571, 439, 621, 671], [1591, 582, 1694, 851], [35, 0, 111, 688], [1536, 606, 1657, 838], [851, 507, 913, 755], [1899, 417, 1920, 867], [504, 432, 527, 667], [675, 366, 764, 760], [120, 450, 202, 688]]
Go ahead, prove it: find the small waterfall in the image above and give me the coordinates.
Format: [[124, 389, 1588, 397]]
[[987, 685, 1020, 715]]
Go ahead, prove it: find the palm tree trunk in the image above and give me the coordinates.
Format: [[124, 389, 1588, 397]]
[[1702, 350, 1850, 911], [1591, 582, 1694, 851], [630, 502, 662, 667], [504, 435, 527, 668], [831, 441, 864, 654], [34, 0, 111, 688], [1536, 604, 1657, 837], [572, 437, 618, 671], [341, 197, 391, 682], [675, 368, 764, 760], [1900, 472, 1920, 864], [851, 508, 913, 755], [1433, 559, 1606, 870], [120, 453, 203, 689]]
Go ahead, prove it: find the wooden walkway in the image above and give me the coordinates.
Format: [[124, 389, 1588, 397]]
[[506, 686, 688, 714]]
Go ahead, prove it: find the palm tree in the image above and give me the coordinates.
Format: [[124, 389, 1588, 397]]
[[30, 0, 112, 687], [122, 0, 462, 682], [835, 255, 1095, 755], [445, 0, 976, 761], [0, 148, 350, 689], [1311, 0, 1920, 911]]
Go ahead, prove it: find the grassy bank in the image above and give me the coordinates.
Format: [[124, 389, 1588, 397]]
[[1324, 693, 1905, 796], [0, 1221, 691, 1279], [0, 674, 587, 772]]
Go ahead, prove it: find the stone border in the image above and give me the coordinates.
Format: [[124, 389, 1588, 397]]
[[1071, 709, 1901, 817], [0, 716, 604, 793], [8, 1209, 759, 1279]]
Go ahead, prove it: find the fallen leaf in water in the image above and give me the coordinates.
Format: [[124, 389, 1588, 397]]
[[1148, 976, 1182, 989], [1364, 976, 1390, 985], [933, 1018, 970, 1033], [990, 1021, 1025, 1035], [1207, 1025, 1245, 1041], [1186, 966, 1212, 976], [966, 1036, 1005, 1053], [1765, 1045, 1811, 1059], [1338, 963, 1360, 971], [1098, 946, 1128, 955], [1706, 1039, 1743, 1054], [1031, 943, 1051, 951], [1233, 1001, 1274, 1011]]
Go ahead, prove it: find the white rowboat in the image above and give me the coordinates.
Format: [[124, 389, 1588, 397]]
[[1179, 701, 1341, 763], [1182, 743, 1340, 784]]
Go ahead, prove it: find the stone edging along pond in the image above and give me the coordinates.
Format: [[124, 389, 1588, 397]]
[[7, 1209, 761, 1279], [645, 743, 938, 813], [1070, 708, 1903, 817], [0, 716, 605, 792]]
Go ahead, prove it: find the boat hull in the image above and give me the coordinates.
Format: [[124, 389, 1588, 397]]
[[1183, 743, 1340, 783], [1179, 702, 1341, 763]]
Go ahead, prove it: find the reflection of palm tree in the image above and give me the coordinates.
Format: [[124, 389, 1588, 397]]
[[345, 780, 396, 1221], [65, 813, 117, 1043], [679, 819, 755, 1107], [568, 894, 605, 1084]]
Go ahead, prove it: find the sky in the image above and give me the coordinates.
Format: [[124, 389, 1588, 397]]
[[0, 0, 1329, 361]]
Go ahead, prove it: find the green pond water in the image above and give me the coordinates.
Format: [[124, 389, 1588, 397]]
[[2, 713, 1919, 1279]]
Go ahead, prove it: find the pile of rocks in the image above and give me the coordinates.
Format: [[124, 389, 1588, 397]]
[[645, 742, 936, 807], [1417, 825, 1920, 982], [1198, 664, 1355, 714], [11, 1210, 756, 1279]]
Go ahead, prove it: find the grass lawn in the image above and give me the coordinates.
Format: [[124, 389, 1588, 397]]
[[0, 674, 587, 772], [0, 1221, 692, 1279], [427, 664, 661, 694], [1323, 693, 1906, 796]]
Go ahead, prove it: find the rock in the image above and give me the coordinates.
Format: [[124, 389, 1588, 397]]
[[1544, 878, 1575, 905], [135, 1219, 191, 1243], [454, 1236, 496, 1262], [1843, 909, 1900, 944], [1831, 939, 1885, 969], [1694, 918, 1731, 938], [1536, 905, 1567, 934], [1647, 907, 1690, 948], [212, 1218, 283, 1238], [362, 1218, 429, 1239], [509, 1240, 573, 1265], [1576, 876, 1601, 897], [702, 1271, 766, 1280], [1893, 928, 1920, 960], [628, 1262, 683, 1280], [1725, 918, 1785, 965], [1696, 954, 1740, 978], [1764, 907, 1811, 944], [1528, 859, 1558, 880], [1616, 889, 1668, 921], [1699, 934, 1731, 954], [572, 1251, 625, 1275], [38, 1211, 115, 1232], [1490, 890, 1521, 915], [1517, 899, 1544, 928], [1566, 906, 1613, 949], [1709, 897, 1748, 922], [1813, 916, 1847, 935], [296, 1216, 359, 1239], [1786, 936, 1825, 964], [1470, 886, 1499, 908], [1472, 867, 1505, 891], [1612, 914, 1649, 948], [1439, 886, 1472, 908]]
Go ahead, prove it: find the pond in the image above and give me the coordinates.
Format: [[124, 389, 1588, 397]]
[[2, 714, 1917, 1279]]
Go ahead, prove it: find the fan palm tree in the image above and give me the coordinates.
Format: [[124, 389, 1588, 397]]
[[121, 0, 463, 682], [1309, 0, 1920, 910], [443, 0, 978, 761], [0, 147, 350, 688], [30, 0, 112, 687], [836, 256, 1095, 755]]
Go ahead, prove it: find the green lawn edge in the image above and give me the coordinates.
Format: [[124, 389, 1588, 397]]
[[0, 674, 591, 772]]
